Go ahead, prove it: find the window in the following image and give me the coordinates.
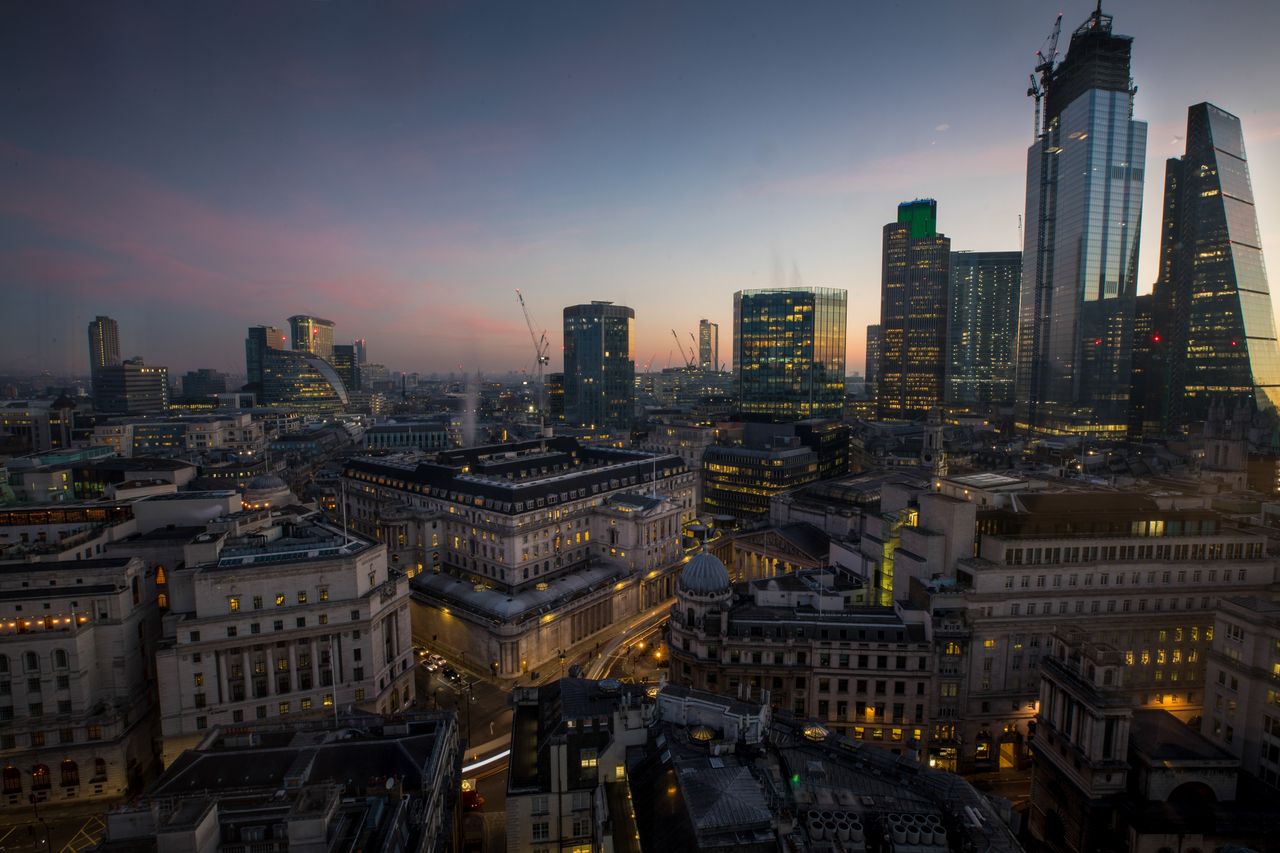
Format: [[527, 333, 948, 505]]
[[86, 725, 102, 741], [226, 626, 237, 638], [580, 748, 598, 769], [297, 591, 308, 604], [195, 716, 208, 730], [53, 650, 68, 669], [276, 594, 286, 607], [279, 701, 290, 714], [531, 822, 550, 842], [319, 587, 329, 602], [229, 596, 241, 612], [253, 595, 263, 609]]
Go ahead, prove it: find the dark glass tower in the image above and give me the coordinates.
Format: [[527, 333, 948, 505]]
[[1016, 7, 1146, 435], [245, 325, 285, 394], [878, 200, 950, 420], [562, 302, 635, 428], [87, 315, 120, 400], [288, 315, 335, 362], [865, 324, 881, 400], [732, 287, 847, 421], [947, 251, 1021, 409], [1149, 103, 1280, 429], [332, 344, 362, 393]]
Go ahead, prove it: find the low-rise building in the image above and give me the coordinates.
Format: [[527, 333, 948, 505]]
[[101, 712, 460, 853], [1203, 595, 1280, 789], [0, 556, 161, 811], [154, 509, 415, 764]]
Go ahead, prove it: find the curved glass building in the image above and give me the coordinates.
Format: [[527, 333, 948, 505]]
[[260, 349, 349, 413]]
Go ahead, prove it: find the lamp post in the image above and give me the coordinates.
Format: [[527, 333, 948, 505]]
[[28, 794, 51, 848]]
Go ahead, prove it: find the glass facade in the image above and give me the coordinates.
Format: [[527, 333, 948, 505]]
[[865, 324, 881, 400], [1150, 103, 1280, 428], [947, 251, 1021, 409], [261, 349, 349, 413], [245, 325, 285, 391], [331, 344, 362, 392], [288, 315, 335, 363], [733, 287, 847, 421], [878, 201, 950, 420], [1016, 11, 1146, 435], [698, 319, 719, 371], [562, 302, 635, 428]]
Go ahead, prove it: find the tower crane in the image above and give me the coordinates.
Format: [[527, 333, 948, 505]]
[[516, 289, 552, 437], [671, 329, 694, 369], [1027, 13, 1062, 139]]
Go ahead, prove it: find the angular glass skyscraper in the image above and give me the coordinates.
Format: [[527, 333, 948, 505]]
[[563, 302, 635, 428], [732, 287, 847, 421], [1015, 7, 1146, 435], [947, 251, 1021, 409], [878, 200, 950, 420], [1149, 103, 1280, 429]]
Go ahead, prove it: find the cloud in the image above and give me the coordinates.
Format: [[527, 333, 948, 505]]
[[935, 123, 951, 132]]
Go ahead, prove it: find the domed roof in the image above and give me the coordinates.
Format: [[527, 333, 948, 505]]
[[246, 474, 287, 491], [679, 551, 731, 595]]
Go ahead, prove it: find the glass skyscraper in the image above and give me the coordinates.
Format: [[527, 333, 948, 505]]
[[261, 348, 349, 413], [288, 315, 336, 362], [245, 325, 285, 393], [877, 200, 950, 420], [1015, 7, 1146, 435], [732, 287, 847, 421], [947, 251, 1021, 409], [1148, 103, 1280, 430], [562, 302, 635, 428], [87, 315, 120, 400]]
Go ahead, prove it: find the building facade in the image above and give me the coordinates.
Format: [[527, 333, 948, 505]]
[[94, 360, 170, 415], [154, 512, 415, 765], [698, 318, 719, 371], [1150, 103, 1280, 431], [732, 287, 847, 422], [260, 349, 349, 413], [864, 324, 881, 400], [88, 315, 121, 397], [1203, 595, 1280, 789], [947, 251, 1021, 409], [878, 200, 951, 420], [1016, 7, 1147, 435], [562, 302, 635, 429], [0, 556, 161, 811], [288, 315, 336, 362], [244, 325, 285, 394], [331, 343, 361, 393], [179, 369, 227, 400]]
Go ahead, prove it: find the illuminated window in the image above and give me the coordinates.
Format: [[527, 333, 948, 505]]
[[228, 597, 240, 612], [275, 594, 286, 607]]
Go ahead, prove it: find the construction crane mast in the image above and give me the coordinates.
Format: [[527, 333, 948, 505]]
[[671, 329, 694, 369], [1026, 12, 1062, 139], [516, 289, 552, 437]]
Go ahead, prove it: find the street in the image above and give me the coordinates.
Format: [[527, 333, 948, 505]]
[[0, 808, 106, 853]]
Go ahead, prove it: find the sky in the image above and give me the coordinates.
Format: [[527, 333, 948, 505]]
[[3, 0, 1280, 379]]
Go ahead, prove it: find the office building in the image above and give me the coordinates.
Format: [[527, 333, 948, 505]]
[[732, 287, 847, 421], [331, 343, 361, 392], [94, 359, 170, 415], [1127, 293, 1165, 437], [243, 325, 285, 393], [154, 510, 415, 764], [342, 437, 696, 676], [878, 200, 951, 419], [100, 713, 460, 853], [947, 251, 1021, 409], [0, 556, 161, 812], [702, 420, 849, 523], [697, 318, 719, 371], [288, 315, 336, 362], [259, 348, 349, 413], [864, 324, 881, 400], [179, 369, 227, 400], [1203, 596, 1280, 789], [546, 372, 565, 423], [364, 419, 451, 452], [87, 316, 121, 399], [1150, 103, 1280, 431], [563, 302, 635, 429], [353, 337, 368, 365], [1016, 7, 1147, 435]]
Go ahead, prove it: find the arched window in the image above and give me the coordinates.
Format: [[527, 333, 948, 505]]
[[154, 565, 167, 585], [93, 758, 106, 780], [157, 592, 168, 609], [54, 649, 68, 670], [24, 652, 38, 673], [31, 764, 50, 790], [2, 766, 20, 794], [60, 759, 79, 787]]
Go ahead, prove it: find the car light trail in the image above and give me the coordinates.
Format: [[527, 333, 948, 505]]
[[463, 749, 510, 773]]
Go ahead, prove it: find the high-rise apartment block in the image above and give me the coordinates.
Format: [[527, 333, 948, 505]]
[[877, 200, 950, 420], [288, 315, 336, 362], [698, 318, 719, 371], [87, 315, 121, 389], [1147, 103, 1280, 432], [732, 287, 847, 421], [154, 510, 415, 765], [947, 251, 1020, 409], [244, 325, 285, 393], [1016, 7, 1146, 435], [563, 302, 635, 429]]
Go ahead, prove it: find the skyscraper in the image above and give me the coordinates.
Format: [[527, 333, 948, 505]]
[[244, 325, 285, 393], [332, 344, 362, 393], [1016, 6, 1146, 435], [877, 199, 950, 420], [865, 324, 881, 400], [288, 315, 336, 362], [698, 319, 719, 371], [87, 315, 120, 398], [732, 287, 847, 422], [1148, 103, 1280, 430], [260, 349, 349, 413], [353, 338, 368, 365], [563, 302, 635, 429], [947, 251, 1021, 409]]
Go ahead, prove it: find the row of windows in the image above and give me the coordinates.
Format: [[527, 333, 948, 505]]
[[999, 597, 1219, 617], [0, 649, 71, 673], [189, 612, 362, 643], [1002, 566, 1251, 588], [1004, 540, 1259, 565], [228, 588, 331, 612], [2, 759, 106, 793]]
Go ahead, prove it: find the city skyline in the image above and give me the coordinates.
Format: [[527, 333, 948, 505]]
[[3, 1, 1280, 377]]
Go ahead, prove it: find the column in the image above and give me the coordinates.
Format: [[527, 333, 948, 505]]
[[266, 647, 276, 697], [217, 650, 229, 705], [242, 651, 252, 702], [288, 643, 299, 693]]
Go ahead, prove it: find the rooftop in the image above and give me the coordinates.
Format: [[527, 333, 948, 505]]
[[1129, 709, 1238, 764]]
